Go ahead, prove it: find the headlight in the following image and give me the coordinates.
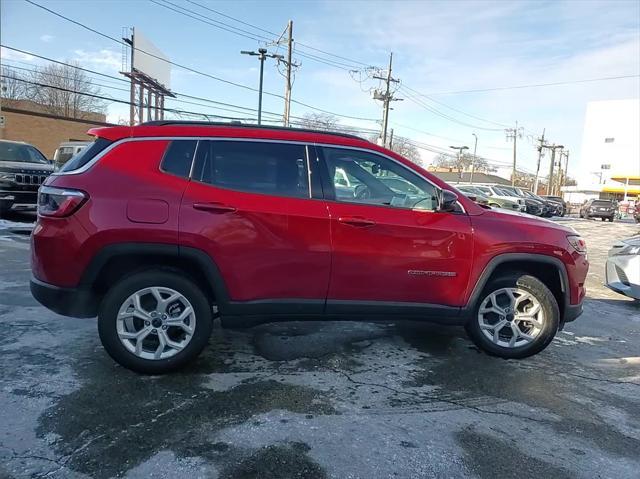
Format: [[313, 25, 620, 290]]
[[0, 173, 16, 181], [567, 235, 587, 253], [614, 245, 640, 256]]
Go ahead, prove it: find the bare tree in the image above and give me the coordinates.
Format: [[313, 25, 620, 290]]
[[389, 136, 422, 165], [28, 62, 106, 119], [0, 67, 28, 100], [298, 112, 341, 131], [433, 152, 494, 174]]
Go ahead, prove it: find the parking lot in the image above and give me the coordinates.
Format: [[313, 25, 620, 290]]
[[1, 213, 639, 479]]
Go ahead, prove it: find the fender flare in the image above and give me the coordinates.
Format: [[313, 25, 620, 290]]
[[464, 253, 569, 314], [79, 242, 231, 311]]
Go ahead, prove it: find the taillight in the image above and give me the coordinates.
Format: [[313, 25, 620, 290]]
[[38, 186, 88, 217]]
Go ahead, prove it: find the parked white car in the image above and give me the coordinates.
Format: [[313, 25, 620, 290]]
[[53, 141, 91, 168], [606, 235, 640, 300], [472, 185, 526, 211]]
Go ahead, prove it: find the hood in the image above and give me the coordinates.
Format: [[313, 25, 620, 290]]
[[0, 160, 54, 173], [622, 235, 640, 247], [480, 206, 575, 233]]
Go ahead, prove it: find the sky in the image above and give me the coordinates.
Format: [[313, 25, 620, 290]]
[[1, 0, 639, 177]]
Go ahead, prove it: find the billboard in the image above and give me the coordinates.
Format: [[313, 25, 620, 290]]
[[133, 28, 171, 89]]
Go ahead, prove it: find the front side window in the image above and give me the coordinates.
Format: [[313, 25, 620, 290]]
[[193, 140, 310, 199], [161, 140, 197, 178], [322, 147, 438, 211]]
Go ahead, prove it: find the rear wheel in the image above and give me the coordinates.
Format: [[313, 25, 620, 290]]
[[465, 273, 559, 359], [98, 269, 213, 374], [0, 202, 11, 218]]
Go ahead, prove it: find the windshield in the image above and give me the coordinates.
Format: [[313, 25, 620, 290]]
[[494, 187, 515, 196], [0, 142, 48, 164], [475, 186, 493, 196]]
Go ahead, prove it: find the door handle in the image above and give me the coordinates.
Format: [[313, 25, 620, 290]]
[[192, 202, 237, 213], [338, 216, 376, 227]]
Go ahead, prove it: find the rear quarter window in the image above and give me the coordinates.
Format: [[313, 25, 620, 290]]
[[160, 140, 198, 178], [58, 138, 112, 172]]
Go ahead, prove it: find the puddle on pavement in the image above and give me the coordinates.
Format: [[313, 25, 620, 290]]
[[36, 336, 335, 479], [218, 442, 326, 479], [392, 323, 640, 462], [457, 427, 575, 479]]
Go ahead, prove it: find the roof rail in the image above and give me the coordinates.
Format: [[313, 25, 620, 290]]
[[139, 120, 367, 141]]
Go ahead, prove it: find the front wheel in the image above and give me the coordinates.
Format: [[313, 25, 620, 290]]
[[98, 269, 213, 374], [465, 273, 559, 359]]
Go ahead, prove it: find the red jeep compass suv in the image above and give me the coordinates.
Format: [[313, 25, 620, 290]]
[[30, 121, 588, 373]]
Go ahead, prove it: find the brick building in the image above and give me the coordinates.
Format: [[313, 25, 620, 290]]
[[0, 99, 112, 158]]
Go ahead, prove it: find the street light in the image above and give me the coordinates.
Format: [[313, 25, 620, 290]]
[[449, 145, 469, 180], [470, 133, 478, 184], [241, 48, 283, 125]]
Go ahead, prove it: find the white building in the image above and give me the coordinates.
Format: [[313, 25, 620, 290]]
[[566, 99, 640, 203]]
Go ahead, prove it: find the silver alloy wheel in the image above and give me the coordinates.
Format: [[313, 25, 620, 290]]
[[477, 287, 544, 348], [116, 286, 196, 360]]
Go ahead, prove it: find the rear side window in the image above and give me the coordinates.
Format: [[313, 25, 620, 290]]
[[193, 140, 310, 198], [58, 138, 112, 172], [160, 140, 197, 178]]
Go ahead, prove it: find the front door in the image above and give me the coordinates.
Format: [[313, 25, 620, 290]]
[[179, 139, 331, 314], [318, 146, 473, 314]]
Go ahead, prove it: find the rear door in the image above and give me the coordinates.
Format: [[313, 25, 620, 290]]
[[317, 146, 473, 314], [179, 139, 331, 314]]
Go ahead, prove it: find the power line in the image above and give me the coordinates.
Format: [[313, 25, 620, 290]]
[[152, 0, 367, 72], [400, 83, 510, 128], [0, 45, 360, 125], [1, 74, 259, 122], [22, 0, 379, 122], [151, 0, 270, 42], [0, 57, 282, 120], [399, 86, 504, 132], [185, 0, 377, 68], [427, 74, 640, 95]]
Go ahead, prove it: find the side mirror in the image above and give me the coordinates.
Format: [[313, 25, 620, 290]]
[[466, 194, 477, 202], [439, 189, 459, 212]]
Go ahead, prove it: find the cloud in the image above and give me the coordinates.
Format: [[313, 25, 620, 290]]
[[71, 48, 122, 73], [0, 46, 35, 62], [39, 34, 54, 43], [298, 0, 640, 171]]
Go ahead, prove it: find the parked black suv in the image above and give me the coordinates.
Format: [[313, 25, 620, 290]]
[[542, 195, 567, 216], [0, 140, 53, 217], [579, 199, 617, 221]]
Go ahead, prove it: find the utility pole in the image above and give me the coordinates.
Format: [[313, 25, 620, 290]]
[[283, 20, 293, 127], [532, 129, 546, 194], [505, 121, 523, 186], [373, 53, 401, 147], [241, 48, 283, 125], [389, 128, 394, 149], [558, 149, 570, 195], [470, 133, 478, 184], [543, 144, 564, 195]]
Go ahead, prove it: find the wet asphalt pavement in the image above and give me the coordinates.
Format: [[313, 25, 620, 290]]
[[1, 212, 639, 479]]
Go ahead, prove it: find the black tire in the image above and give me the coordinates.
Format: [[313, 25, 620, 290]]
[[98, 269, 213, 374], [601, 217, 605, 222], [608, 216, 614, 222], [465, 272, 559, 359], [0, 202, 11, 218]]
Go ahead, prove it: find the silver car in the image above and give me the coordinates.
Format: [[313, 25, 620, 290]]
[[606, 235, 640, 299]]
